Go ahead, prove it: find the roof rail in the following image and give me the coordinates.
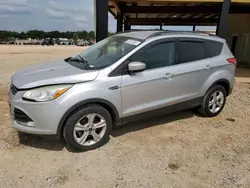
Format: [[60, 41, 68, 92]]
[[146, 30, 217, 39], [146, 31, 170, 39], [116, 30, 134, 34], [193, 31, 216, 36], [116, 29, 157, 34]]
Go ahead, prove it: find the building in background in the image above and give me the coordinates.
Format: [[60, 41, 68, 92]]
[[94, 0, 250, 67]]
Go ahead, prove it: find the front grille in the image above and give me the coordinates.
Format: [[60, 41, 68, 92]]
[[10, 84, 19, 95], [14, 108, 33, 123]]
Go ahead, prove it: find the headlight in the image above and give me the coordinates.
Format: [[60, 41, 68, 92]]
[[22, 84, 72, 102]]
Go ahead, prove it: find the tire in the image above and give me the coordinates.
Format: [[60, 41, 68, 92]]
[[63, 105, 112, 151], [199, 85, 227, 117]]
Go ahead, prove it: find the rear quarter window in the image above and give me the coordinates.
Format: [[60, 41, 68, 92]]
[[205, 40, 223, 57], [178, 41, 207, 64]]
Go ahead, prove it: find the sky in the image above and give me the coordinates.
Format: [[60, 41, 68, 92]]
[[0, 0, 215, 32]]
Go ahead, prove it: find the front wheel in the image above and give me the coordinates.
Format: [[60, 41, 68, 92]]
[[199, 85, 227, 117], [63, 105, 112, 151]]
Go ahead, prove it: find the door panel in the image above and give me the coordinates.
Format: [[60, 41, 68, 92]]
[[121, 40, 176, 117], [176, 39, 212, 97], [168, 59, 211, 98], [121, 67, 172, 117]]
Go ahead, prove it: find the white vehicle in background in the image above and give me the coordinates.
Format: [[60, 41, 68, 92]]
[[77, 40, 89, 46], [58, 38, 69, 45]]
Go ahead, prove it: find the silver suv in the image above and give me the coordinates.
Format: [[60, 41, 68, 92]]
[[9, 31, 236, 150]]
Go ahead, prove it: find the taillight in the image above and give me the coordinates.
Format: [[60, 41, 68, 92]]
[[227, 58, 237, 66]]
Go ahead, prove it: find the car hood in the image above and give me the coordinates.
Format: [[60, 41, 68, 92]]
[[11, 59, 99, 89]]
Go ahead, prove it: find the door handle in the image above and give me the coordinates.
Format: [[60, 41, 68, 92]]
[[163, 73, 174, 79]]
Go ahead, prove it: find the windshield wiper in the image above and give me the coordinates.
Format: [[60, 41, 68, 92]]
[[69, 55, 90, 68]]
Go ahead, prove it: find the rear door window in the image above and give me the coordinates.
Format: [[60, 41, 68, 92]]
[[205, 40, 223, 57], [178, 40, 207, 64]]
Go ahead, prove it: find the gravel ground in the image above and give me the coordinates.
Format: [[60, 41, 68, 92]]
[[0, 46, 250, 188]]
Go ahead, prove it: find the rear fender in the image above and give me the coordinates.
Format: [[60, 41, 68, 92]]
[[200, 69, 232, 96]]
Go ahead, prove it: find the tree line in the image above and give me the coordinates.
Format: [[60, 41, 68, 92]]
[[0, 30, 115, 41]]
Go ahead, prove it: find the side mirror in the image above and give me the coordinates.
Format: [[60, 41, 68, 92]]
[[128, 61, 146, 73]]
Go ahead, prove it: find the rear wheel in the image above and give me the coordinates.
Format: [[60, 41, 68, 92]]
[[63, 105, 112, 151], [199, 85, 227, 117]]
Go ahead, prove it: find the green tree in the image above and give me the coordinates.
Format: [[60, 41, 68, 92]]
[[73, 33, 78, 44], [88, 31, 95, 39], [0, 30, 103, 42], [108, 32, 114, 37], [77, 30, 88, 39]]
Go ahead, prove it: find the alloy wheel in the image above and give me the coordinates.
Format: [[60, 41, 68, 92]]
[[73, 113, 107, 146], [208, 90, 224, 113]]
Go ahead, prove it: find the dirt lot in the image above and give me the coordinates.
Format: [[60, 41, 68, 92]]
[[0, 45, 250, 188]]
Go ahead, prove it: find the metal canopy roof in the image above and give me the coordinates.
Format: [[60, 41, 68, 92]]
[[109, 0, 250, 26]]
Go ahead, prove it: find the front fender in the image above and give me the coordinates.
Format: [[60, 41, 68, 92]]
[[55, 81, 122, 136]]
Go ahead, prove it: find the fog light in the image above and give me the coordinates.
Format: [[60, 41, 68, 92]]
[[16, 121, 35, 127]]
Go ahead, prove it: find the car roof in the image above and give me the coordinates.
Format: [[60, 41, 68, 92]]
[[116, 30, 225, 43], [116, 30, 162, 40]]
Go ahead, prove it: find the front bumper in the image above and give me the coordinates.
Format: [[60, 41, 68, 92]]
[[12, 120, 55, 135], [8, 88, 67, 137]]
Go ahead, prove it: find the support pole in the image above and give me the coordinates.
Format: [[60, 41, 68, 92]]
[[124, 20, 131, 30], [193, 25, 196, 31], [216, 0, 231, 39], [160, 23, 163, 30], [94, 0, 108, 42], [116, 13, 123, 33]]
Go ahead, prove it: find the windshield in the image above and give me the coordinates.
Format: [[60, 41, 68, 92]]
[[67, 36, 142, 69]]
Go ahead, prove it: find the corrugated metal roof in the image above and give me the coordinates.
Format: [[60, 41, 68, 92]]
[[109, 0, 250, 26]]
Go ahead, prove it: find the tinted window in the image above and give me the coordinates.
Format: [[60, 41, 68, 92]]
[[129, 42, 175, 70], [206, 40, 223, 57], [178, 41, 206, 64]]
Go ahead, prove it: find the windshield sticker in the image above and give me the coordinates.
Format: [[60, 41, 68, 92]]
[[125, 39, 141, 46]]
